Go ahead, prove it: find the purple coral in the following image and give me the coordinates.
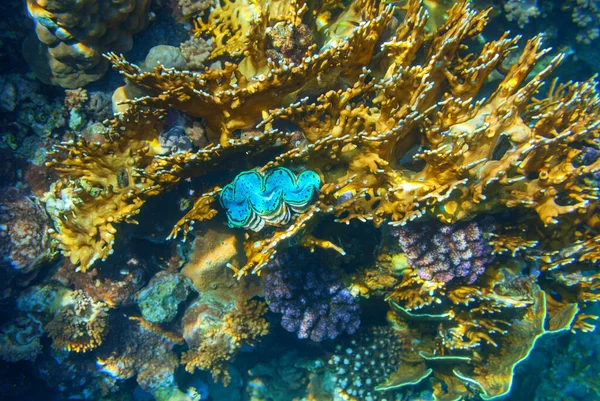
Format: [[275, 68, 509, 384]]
[[391, 218, 495, 284], [264, 249, 360, 342]]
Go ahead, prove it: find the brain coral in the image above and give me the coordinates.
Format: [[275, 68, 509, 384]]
[[220, 167, 321, 231]]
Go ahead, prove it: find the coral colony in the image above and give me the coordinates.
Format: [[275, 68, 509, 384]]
[[391, 219, 496, 284], [1, 0, 600, 400], [264, 248, 360, 342]]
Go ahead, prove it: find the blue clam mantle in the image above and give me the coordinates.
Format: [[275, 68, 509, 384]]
[[220, 168, 322, 231]]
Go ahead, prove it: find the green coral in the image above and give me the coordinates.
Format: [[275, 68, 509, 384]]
[[136, 271, 193, 323]]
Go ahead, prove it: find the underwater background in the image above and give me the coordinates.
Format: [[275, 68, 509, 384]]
[[1, 0, 600, 400]]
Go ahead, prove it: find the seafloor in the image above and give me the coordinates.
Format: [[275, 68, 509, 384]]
[[1, 0, 600, 400]]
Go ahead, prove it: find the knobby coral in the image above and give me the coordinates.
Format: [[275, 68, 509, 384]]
[[264, 248, 360, 341], [24, 0, 152, 88], [46, 289, 109, 353], [391, 218, 495, 284], [328, 326, 407, 401]]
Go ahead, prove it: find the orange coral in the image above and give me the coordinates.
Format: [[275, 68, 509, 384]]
[[224, 300, 270, 347]]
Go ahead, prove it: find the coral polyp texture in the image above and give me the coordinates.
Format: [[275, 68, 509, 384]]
[[264, 248, 360, 341], [7, 0, 599, 399], [220, 167, 321, 231], [328, 327, 406, 401], [391, 218, 495, 284]]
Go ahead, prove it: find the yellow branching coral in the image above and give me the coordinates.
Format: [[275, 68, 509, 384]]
[[45, 110, 168, 270], [45, 104, 293, 271], [193, 0, 263, 62], [49, 0, 599, 283], [488, 209, 600, 331], [382, 269, 577, 400], [106, 0, 392, 145]]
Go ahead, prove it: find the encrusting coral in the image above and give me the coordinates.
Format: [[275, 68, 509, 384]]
[[43, 0, 600, 397], [391, 218, 496, 284], [136, 270, 192, 323], [0, 187, 55, 286]]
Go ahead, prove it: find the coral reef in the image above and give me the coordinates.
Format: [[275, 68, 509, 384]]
[[44, 109, 168, 270], [97, 315, 187, 401], [182, 299, 269, 385], [24, 0, 153, 88], [63, 88, 112, 132], [0, 315, 44, 362], [504, 0, 540, 28], [563, 0, 600, 43], [46, 289, 109, 353], [59, 0, 596, 282], [391, 218, 496, 284], [328, 326, 408, 401], [532, 328, 600, 399], [37, 350, 120, 399], [3, 0, 598, 399], [0, 74, 65, 164], [264, 248, 360, 342], [179, 36, 213, 70], [170, 0, 213, 20], [246, 348, 332, 401]]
